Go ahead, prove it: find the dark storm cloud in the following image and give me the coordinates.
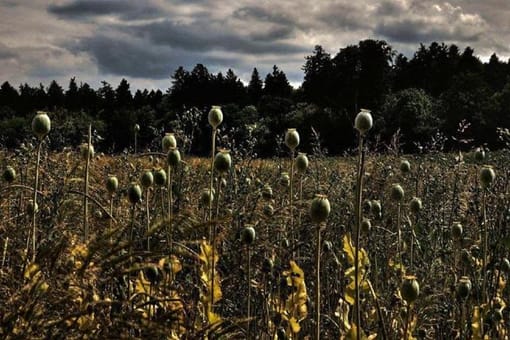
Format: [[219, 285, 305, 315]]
[[317, 3, 373, 31], [69, 34, 241, 79], [232, 6, 295, 27], [376, 19, 481, 44], [0, 43, 16, 59], [48, 0, 162, 20], [124, 20, 307, 55]]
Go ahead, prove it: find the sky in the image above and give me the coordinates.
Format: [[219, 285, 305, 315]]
[[0, 0, 509, 91]]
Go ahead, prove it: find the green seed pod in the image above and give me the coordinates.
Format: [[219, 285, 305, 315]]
[[140, 170, 154, 189], [401, 275, 419, 304], [294, 152, 309, 174], [323, 240, 333, 252], [361, 218, 371, 233], [262, 257, 274, 273], [27, 199, 38, 215], [106, 175, 118, 194], [134, 124, 140, 132], [456, 276, 472, 300], [244, 177, 252, 187], [480, 165, 495, 189], [501, 258, 510, 273], [145, 265, 161, 284], [3, 166, 16, 183], [162, 133, 177, 153], [263, 203, 274, 217], [310, 194, 331, 224], [390, 183, 405, 202], [94, 209, 103, 219], [362, 199, 372, 215], [279, 172, 290, 187], [492, 308, 504, 323], [354, 109, 373, 135], [461, 249, 472, 266], [241, 226, 256, 245], [199, 188, 214, 207], [474, 147, 485, 162], [32, 111, 51, 139], [262, 184, 273, 200], [451, 222, 463, 240], [167, 147, 181, 169], [409, 197, 422, 214], [371, 200, 382, 216], [208, 105, 223, 129], [79, 143, 94, 160], [214, 149, 231, 174], [128, 183, 142, 204], [400, 159, 411, 173], [284, 128, 300, 151], [153, 168, 167, 186]]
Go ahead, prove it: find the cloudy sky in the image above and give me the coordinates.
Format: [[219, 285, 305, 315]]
[[0, 0, 509, 91]]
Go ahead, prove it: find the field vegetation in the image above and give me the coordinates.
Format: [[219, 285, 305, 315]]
[[0, 108, 509, 339]]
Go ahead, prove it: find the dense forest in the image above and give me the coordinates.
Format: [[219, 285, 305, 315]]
[[1, 39, 510, 155]]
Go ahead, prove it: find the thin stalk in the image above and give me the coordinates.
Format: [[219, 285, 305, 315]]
[[247, 245, 251, 340], [30, 140, 43, 262], [109, 194, 114, 244], [210, 177, 222, 312], [146, 188, 151, 251], [209, 128, 217, 242], [134, 131, 138, 155], [481, 188, 488, 337], [289, 150, 295, 257], [1, 237, 8, 268], [168, 167, 173, 252], [403, 304, 411, 340], [315, 222, 322, 340], [354, 133, 365, 339], [397, 203, 403, 273], [84, 124, 91, 241]]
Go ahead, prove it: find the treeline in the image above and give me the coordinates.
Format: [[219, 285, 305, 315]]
[[1, 39, 510, 155]]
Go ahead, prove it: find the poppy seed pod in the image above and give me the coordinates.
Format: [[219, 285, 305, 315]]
[[241, 226, 256, 245], [390, 183, 405, 202], [145, 265, 162, 284], [208, 106, 223, 128], [199, 188, 214, 207], [134, 124, 140, 132], [279, 172, 290, 187], [79, 143, 94, 160], [128, 183, 142, 204], [401, 275, 419, 304], [262, 258, 274, 273], [363, 199, 372, 214], [162, 133, 177, 153], [167, 147, 181, 169], [214, 149, 231, 174], [361, 218, 371, 233], [474, 147, 485, 162], [294, 153, 309, 174], [451, 222, 463, 240], [284, 128, 300, 151], [501, 258, 510, 273], [354, 109, 373, 135], [480, 165, 495, 189], [263, 203, 274, 217], [400, 159, 411, 173], [409, 197, 422, 214], [262, 184, 273, 200], [106, 175, 118, 194], [371, 200, 382, 216], [323, 240, 333, 252], [140, 170, 154, 189], [457, 276, 472, 300], [153, 168, 167, 187], [310, 194, 331, 224], [3, 166, 16, 183], [32, 111, 51, 139], [27, 199, 38, 215]]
